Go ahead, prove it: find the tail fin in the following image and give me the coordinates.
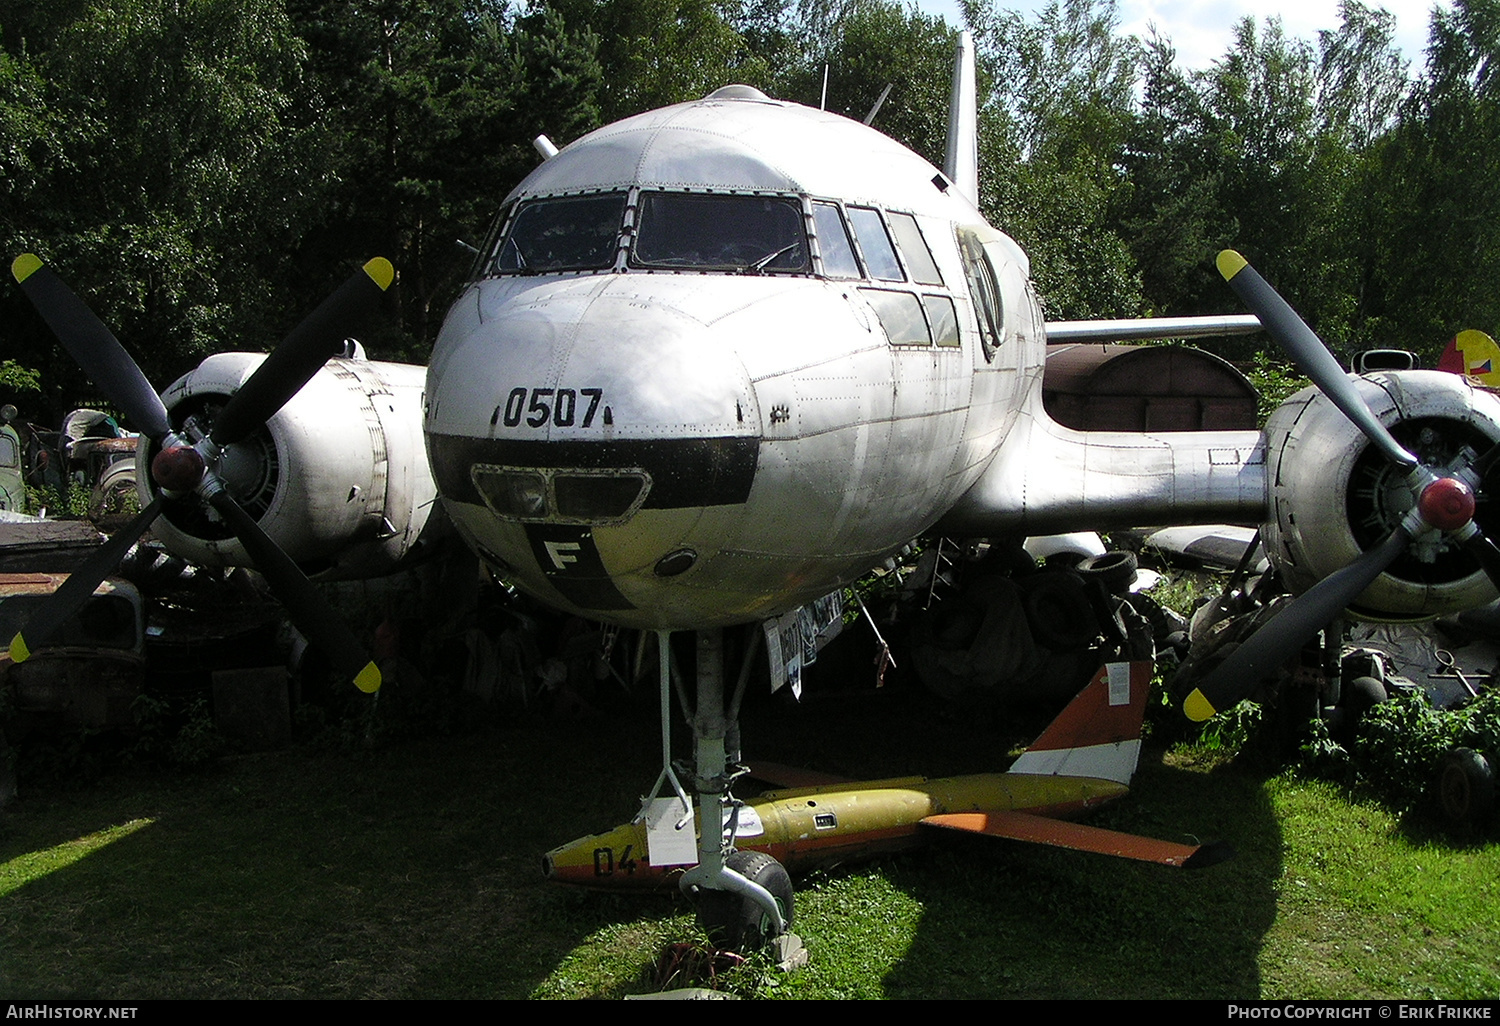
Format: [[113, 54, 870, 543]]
[[943, 30, 979, 208], [1006, 660, 1152, 785]]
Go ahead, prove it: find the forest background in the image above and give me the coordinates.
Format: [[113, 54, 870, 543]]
[[3, 0, 1499, 421]]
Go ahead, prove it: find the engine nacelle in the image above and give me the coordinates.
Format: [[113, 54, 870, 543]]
[[143, 350, 446, 580], [1264, 369, 1500, 620]]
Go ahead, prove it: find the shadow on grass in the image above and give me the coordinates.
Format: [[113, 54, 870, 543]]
[[0, 705, 687, 999], [0, 683, 1287, 999], [875, 754, 1281, 999], [735, 685, 1284, 999]]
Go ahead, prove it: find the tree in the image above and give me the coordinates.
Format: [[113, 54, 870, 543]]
[[965, 0, 1144, 319], [286, 0, 603, 358], [544, 0, 758, 123], [1111, 33, 1237, 319], [0, 0, 324, 416], [773, 0, 957, 166], [1358, 0, 1500, 358]]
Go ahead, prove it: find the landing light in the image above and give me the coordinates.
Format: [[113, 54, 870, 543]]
[[471, 465, 650, 524]]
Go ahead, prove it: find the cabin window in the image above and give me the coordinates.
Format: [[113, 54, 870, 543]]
[[631, 193, 808, 272], [888, 212, 944, 286], [811, 201, 862, 279], [847, 206, 904, 281], [492, 192, 627, 273], [958, 228, 1003, 361], [923, 294, 960, 347], [861, 288, 929, 345]]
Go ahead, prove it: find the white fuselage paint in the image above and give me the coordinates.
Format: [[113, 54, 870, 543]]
[[422, 90, 1280, 630]]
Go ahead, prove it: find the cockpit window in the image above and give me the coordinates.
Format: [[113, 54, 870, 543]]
[[632, 193, 808, 272], [887, 212, 944, 286], [492, 192, 627, 273], [847, 206, 904, 281], [811, 201, 861, 279]]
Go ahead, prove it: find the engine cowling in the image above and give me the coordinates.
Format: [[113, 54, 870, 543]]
[[1263, 369, 1500, 620], [142, 349, 445, 580]]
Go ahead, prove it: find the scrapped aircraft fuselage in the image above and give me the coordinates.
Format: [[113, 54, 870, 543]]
[[424, 87, 1041, 629]]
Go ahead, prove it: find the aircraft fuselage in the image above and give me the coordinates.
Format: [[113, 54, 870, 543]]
[[425, 87, 1041, 629]]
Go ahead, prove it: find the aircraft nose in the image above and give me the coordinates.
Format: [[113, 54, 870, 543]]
[[425, 279, 763, 625], [428, 279, 759, 444]]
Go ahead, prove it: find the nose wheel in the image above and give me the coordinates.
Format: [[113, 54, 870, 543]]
[[694, 850, 794, 952], [645, 628, 799, 959]]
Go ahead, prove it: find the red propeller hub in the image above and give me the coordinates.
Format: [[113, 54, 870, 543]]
[[152, 445, 206, 492], [1418, 476, 1476, 531]]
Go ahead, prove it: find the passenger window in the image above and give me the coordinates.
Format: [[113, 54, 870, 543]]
[[812, 202, 861, 279], [958, 228, 1003, 361], [887, 212, 943, 286], [923, 295, 960, 347], [847, 207, 904, 281], [861, 289, 930, 345], [493, 193, 627, 272], [633, 193, 807, 272]]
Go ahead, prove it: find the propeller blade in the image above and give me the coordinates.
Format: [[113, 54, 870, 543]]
[[205, 489, 381, 693], [1183, 524, 1413, 722], [1474, 439, 1500, 480], [1460, 529, 1500, 592], [9, 495, 164, 662], [209, 258, 394, 446], [1216, 250, 1418, 470], [10, 254, 171, 440]]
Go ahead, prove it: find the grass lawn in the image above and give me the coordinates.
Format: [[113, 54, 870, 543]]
[[0, 684, 1495, 999]]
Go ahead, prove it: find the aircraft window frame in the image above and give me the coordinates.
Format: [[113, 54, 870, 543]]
[[810, 200, 862, 279], [923, 294, 961, 347], [860, 287, 931, 346], [958, 227, 1003, 362], [887, 211, 944, 286], [488, 191, 630, 275], [846, 206, 905, 282], [470, 204, 512, 281], [628, 191, 810, 274]]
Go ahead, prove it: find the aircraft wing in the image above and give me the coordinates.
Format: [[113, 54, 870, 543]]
[[1045, 314, 1262, 344], [921, 809, 1234, 869]]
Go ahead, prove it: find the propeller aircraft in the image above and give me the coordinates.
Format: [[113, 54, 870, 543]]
[[11, 30, 1500, 953]]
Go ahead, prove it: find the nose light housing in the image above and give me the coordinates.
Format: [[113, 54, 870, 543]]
[[471, 465, 650, 525]]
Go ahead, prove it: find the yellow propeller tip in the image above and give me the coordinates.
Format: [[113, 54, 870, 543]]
[[1183, 688, 1217, 723], [11, 253, 43, 283], [1216, 250, 1247, 282], [362, 257, 395, 292], [355, 661, 382, 694], [9, 633, 30, 663]]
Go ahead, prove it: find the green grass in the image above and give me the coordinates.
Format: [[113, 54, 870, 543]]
[[0, 687, 1495, 999]]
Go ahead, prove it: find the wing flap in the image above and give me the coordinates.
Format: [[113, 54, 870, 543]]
[[922, 809, 1233, 869]]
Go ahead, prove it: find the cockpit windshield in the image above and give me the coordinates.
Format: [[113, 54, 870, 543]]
[[492, 192, 627, 273], [632, 193, 808, 273]]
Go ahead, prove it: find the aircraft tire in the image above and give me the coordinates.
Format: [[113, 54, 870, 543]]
[[1332, 678, 1386, 750], [1076, 550, 1139, 595], [696, 850, 793, 953], [1437, 747, 1495, 826], [1020, 572, 1097, 650]]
